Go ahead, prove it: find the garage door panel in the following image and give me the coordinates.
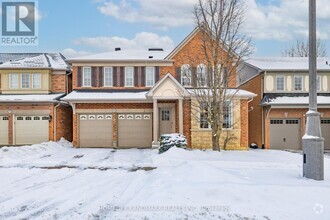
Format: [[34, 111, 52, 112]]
[[15, 116, 49, 145], [118, 114, 152, 148], [270, 119, 301, 150], [0, 116, 9, 145], [321, 119, 330, 150], [79, 114, 113, 148]]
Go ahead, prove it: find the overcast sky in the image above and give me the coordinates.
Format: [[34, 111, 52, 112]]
[[1, 0, 330, 58]]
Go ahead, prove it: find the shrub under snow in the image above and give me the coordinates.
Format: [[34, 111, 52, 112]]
[[159, 133, 187, 154]]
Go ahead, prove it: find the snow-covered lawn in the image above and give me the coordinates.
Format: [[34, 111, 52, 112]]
[[0, 139, 329, 220]]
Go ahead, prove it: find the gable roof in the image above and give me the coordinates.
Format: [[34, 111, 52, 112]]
[[0, 53, 70, 71], [146, 72, 190, 98], [164, 27, 200, 60], [244, 57, 330, 72]]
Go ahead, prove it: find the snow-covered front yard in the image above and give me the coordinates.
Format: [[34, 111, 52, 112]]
[[0, 139, 329, 220]]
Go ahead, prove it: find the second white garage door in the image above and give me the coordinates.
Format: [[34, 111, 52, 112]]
[[15, 116, 49, 145], [117, 113, 152, 148], [0, 116, 9, 145], [270, 119, 301, 150]]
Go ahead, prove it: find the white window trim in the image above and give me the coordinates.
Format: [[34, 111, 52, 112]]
[[198, 101, 233, 130], [20, 73, 30, 89], [83, 67, 92, 87], [197, 64, 207, 87], [276, 75, 285, 91], [32, 73, 42, 89], [317, 75, 322, 92], [103, 67, 113, 87], [125, 67, 134, 87], [9, 73, 19, 89], [145, 66, 155, 87], [294, 75, 303, 91], [181, 64, 191, 87]]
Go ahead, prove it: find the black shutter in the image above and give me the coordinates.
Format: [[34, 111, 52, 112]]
[[98, 67, 104, 87], [113, 67, 118, 87], [77, 67, 82, 87], [155, 66, 160, 83], [134, 67, 139, 87], [91, 67, 98, 87], [141, 67, 146, 87], [120, 67, 125, 87], [175, 67, 181, 83]]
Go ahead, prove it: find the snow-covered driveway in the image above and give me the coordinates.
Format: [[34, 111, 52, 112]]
[[0, 139, 329, 220]]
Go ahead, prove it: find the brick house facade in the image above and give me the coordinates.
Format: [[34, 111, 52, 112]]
[[64, 28, 255, 150], [0, 53, 72, 146]]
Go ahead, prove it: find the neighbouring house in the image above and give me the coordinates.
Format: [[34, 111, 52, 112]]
[[0, 53, 73, 146], [63, 28, 256, 150], [239, 57, 330, 150]]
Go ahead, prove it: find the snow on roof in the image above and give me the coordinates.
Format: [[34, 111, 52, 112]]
[[0, 53, 69, 70], [263, 95, 330, 105], [187, 89, 256, 98], [62, 91, 149, 102], [0, 93, 65, 103], [67, 49, 172, 62], [245, 57, 330, 71]]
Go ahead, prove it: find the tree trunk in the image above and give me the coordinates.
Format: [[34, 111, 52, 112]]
[[212, 126, 220, 151]]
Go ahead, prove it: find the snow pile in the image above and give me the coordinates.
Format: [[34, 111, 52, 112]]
[[0, 141, 329, 219], [159, 133, 187, 154]]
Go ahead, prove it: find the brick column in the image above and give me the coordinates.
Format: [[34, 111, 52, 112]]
[[113, 112, 117, 147]]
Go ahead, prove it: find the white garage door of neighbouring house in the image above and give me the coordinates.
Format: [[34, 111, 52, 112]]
[[15, 116, 49, 145], [79, 114, 113, 148], [117, 113, 152, 148], [321, 119, 330, 150], [0, 116, 9, 145], [270, 119, 301, 150]]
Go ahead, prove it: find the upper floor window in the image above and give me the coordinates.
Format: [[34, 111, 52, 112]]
[[32, 73, 41, 89], [83, 67, 91, 87], [21, 73, 30, 89], [9, 74, 19, 89], [317, 75, 321, 92], [197, 64, 207, 87], [125, 67, 134, 87], [276, 75, 285, 91], [146, 67, 155, 87], [104, 67, 113, 87], [294, 76, 303, 91], [181, 64, 191, 87]]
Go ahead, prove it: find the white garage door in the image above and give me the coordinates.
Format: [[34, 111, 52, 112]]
[[79, 114, 113, 148], [118, 113, 152, 148], [321, 119, 330, 150], [270, 119, 301, 150], [0, 116, 9, 145], [15, 116, 49, 145]]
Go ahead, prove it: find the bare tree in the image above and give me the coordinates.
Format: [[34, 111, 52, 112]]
[[183, 0, 252, 151], [282, 39, 327, 57]]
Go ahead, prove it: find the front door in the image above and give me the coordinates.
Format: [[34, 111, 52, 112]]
[[159, 108, 174, 136]]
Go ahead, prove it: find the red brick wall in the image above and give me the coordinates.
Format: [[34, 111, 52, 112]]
[[240, 99, 249, 148], [239, 75, 263, 146], [55, 105, 73, 141], [51, 74, 67, 93]]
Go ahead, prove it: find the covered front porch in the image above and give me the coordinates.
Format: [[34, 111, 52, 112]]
[[146, 73, 191, 147]]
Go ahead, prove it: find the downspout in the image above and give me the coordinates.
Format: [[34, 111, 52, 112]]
[[261, 71, 265, 149], [53, 102, 61, 141]]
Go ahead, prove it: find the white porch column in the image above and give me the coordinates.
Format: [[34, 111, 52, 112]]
[[152, 98, 159, 147], [179, 98, 183, 134]]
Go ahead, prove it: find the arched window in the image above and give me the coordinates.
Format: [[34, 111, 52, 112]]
[[197, 64, 207, 87], [181, 64, 191, 87]]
